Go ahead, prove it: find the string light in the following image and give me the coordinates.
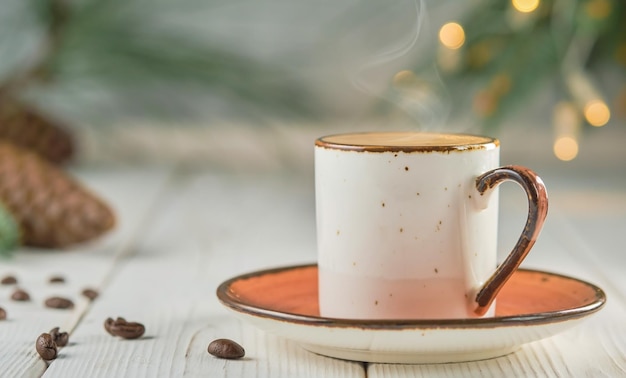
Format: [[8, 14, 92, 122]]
[[552, 102, 581, 162], [564, 71, 611, 126], [439, 22, 465, 50], [553, 137, 579, 161], [511, 0, 540, 13], [584, 100, 611, 126]]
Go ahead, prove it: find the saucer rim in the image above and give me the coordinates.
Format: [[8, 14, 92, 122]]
[[216, 263, 606, 330]]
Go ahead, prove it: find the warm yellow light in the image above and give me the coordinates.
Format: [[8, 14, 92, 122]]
[[584, 100, 611, 126], [439, 22, 465, 50], [553, 137, 579, 161], [512, 0, 540, 13]]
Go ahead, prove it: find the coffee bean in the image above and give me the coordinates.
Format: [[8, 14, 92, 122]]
[[48, 276, 65, 284], [44, 296, 74, 309], [104, 317, 116, 335], [105, 317, 145, 339], [1, 275, 17, 285], [208, 339, 245, 359], [11, 288, 30, 301], [104, 316, 128, 335], [0, 307, 6, 320], [81, 288, 99, 300], [35, 333, 57, 360], [110, 321, 145, 340], [49, 327, 69, 347]]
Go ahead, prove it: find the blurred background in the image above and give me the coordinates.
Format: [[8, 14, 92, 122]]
[[0, 0, 624, 172]]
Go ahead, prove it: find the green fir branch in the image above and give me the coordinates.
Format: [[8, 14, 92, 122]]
[[2, 0, 319, 123]]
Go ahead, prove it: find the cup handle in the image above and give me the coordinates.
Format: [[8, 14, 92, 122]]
[[473, 165, 548, 316]]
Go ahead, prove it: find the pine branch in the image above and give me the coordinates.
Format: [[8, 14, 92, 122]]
[[2, 0, 320, 123]]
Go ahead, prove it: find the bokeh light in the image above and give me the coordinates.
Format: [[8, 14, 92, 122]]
[[584, 100, 611, 126], [439, 22, 465, 50], [512, 0, 540, 13], [553, 136, 579, 161]]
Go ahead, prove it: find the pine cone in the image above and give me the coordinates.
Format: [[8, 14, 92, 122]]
[[0, 97, 74, 164], [0, 142, 115, 249]]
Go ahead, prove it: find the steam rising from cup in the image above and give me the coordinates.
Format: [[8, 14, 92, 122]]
[[349, 0, 450, 129]]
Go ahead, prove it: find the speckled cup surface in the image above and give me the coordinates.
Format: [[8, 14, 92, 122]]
[[315, 132, 548, 319]]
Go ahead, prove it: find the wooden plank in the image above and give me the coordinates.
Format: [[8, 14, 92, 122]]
[[0, 167, 171, 377], [11, 167, 622, 377], [45, 172, 364, 377]]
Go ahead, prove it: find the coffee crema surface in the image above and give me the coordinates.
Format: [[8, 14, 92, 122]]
[[316, 132, 498, 152]]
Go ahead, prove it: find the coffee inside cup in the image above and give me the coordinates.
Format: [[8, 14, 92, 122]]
[[316, 132, 498, 152]]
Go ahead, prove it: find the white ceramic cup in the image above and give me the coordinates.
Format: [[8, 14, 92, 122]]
[[315, 132, 548, 319]]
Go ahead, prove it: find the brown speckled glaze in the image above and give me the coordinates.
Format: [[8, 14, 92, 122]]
[[217, 264, 605, 327], [473, 165, 549, 315]]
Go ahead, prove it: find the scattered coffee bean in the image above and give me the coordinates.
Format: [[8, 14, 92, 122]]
[[48, 276, 65, 284], [35, 333, 57, 360], [81, 288, 99, 300], [104, 317, 116, 335], [105, 317, 145, 339], [104, 316, 127, 336], [49, 327, 69, 347], [110, 321, 145, 340], [1, 275, 17, 285], [44, 296, 74, 309], [0, 307, 6, 320], [208, 339, 245, 360], [11, 288, 30, 301]]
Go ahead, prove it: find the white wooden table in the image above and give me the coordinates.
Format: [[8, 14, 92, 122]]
[[1, 165, 625, 377]]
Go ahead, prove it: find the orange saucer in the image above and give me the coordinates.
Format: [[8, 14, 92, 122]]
[[217, 264, 605, 363]]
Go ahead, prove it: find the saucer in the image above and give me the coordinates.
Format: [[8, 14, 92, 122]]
[[216, 264, 605, 364]]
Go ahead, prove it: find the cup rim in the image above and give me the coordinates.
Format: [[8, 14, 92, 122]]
[[315, 132, 499, 153]]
